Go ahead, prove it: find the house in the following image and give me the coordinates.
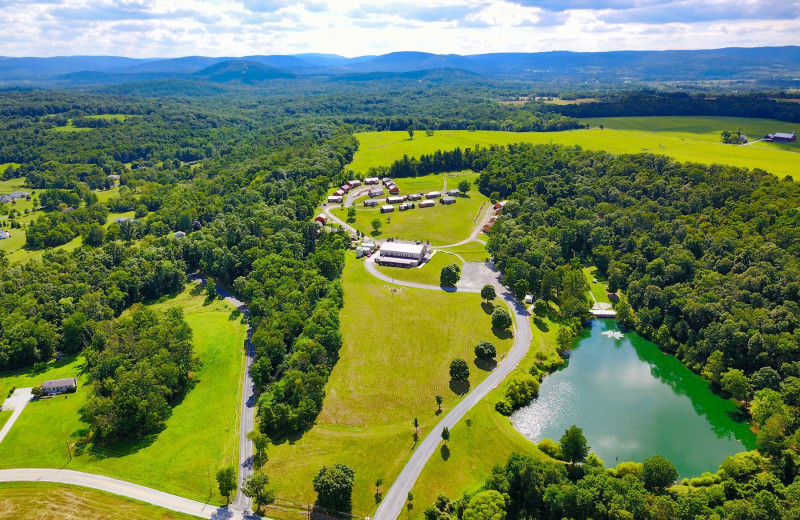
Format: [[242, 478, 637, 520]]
[[441, 196, 457, 205], [446, 189, 460, 196], [419, 200, 435, 208], [382, 177, 392, 185], [365, 177, 379, 185], [340, 184, 351, 193], [368, 188, 384, 197], [174, 231, 186, 238], [407, 193, 421, 201], [347, 180, 361, 188], [327, 195, 343, 204], [399, 203, 415, 211], [387, 196, 404, 204], [380, 205, 395, 213], [765, 131, 796, 142], [0, 229, 10, 240], [364, 199, 379, 207], [115, 216, 133, 224], [425, 191, 441, 199], [314, 214, 327, 224], [42, 377, 77, 395], [375, 241, 429, 267], [388, 185, 400, 195]]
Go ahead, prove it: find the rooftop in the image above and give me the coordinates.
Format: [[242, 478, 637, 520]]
[[380, 241, 426, 256]]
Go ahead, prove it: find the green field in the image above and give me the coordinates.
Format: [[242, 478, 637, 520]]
[[333, 174, 488, 245], [438, 242, 490, 263], [374, 250, 462, 286], [350, 117, 799, 179], [0, 356, 85, 404], [0, 164, 21, 175], [0, 410, 11, 431], [265, 253, 514, 517], [0, 286, 246, 505], [409, 318, 563, 517], [51, 119, 92, 133], [583, 267, 612, 306], [94, 185, 121, 203], [86, 114, 130, 121], [0, 482, 200, 520]]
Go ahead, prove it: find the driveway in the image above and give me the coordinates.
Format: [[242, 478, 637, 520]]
[[0, 388, 33, 445]]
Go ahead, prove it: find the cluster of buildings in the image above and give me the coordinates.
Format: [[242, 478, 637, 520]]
[[327, 179, 363, 204], [482, 201, 507, 233], [0, 190, 30, 204], [765, 131, 796, 143]]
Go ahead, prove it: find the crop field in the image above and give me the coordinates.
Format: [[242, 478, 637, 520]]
[[0, 286, 246, 505], [375, 250, 462, 286], [408, 318, 563, 517], [350, 116, 799, 179], [264, 253, 515, 517], [0, 482, 200, 520]]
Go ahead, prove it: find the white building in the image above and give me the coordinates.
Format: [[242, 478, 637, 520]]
[[380, 205, 395, 213], [419, 200, 435, 208], [327, 195, 343, 203], [42, 377, 77, 395], [376, 242, 429, 267]]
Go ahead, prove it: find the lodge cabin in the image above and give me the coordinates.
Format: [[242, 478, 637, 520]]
[[441, 196, 457, 205], [364, 199, 379, 207], [425, 191, 441, 199], [327, 195, 343, 203], [419, 200, 435, 208], [380, 205, 395, 213]]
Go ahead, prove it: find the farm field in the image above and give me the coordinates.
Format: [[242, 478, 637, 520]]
[[408, 317, 563, 517], [264, 253, 515, 517], [0, 482, 200, 520], [0, 285, 246, 505], [375, 250, 462, 286], [350, 116, 799, 179]]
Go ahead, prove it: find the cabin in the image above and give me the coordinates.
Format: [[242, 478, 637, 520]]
[[115, 216, 133, 224], [327, 195, 343, 204], [419, 200, 435, 208], [380, 205, 395, 213], [388, 186, 400, 195], [42, 377, 77, 395], [446, 189, 460, 196], [347, 180, 361, 188], [399, 202, 415, 211], [365, 177, 379, 185], [340, 184, 351, 193], [387, 196, 404, 204], [441, 196, 456, 205], [382, 178, 393, 186], [375, 241, 429, 267], [368, 188, 384, 197], [524, 294, 534, 304], [407, 193, 421, 201], [765, 131, 796, 142], [364, 199, 379, 207], [425, 191, 441, 199], [334, 189, 345, 197], [314, 214, 327, 224]]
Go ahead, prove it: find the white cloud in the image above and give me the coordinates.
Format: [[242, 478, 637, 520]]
[[0, 0, 797, 57]]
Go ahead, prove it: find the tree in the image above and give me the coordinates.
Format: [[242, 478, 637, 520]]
[[491, 308, 512, 330], [556, 327, 574, 353], [205, 278, 217, 299], [702, 350, 726, 386], [242, 471, 275, 513], [615, 298, 635, 328], [346, 207, 356, 221], [559, 425, 589, 465], [407, 126, 414, 140], [371, 218, 382, 233], [481, 284, 496, 302], [414, 417, 418, 431], [474, 341, 497, 360], [722, 369, 752, 401], [458, 179, 470, 194], [642, 455, 678, 492], [216, 466, 237, 504], [450, 358, 470, 382], [441, 426, 450, 446], [375, 477, 383, 492], [462, 490, 506, 520], [247, 430, 270, 468], [533, 300, 548, 317], [440, 263, 461, 286], [751, 389, 787, 426], [435, 395, 443, 412], [84, 224, 105, 246], [313, 463, 355, 513]]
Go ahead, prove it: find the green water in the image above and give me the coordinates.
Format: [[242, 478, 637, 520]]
[[511, 319, 756, 477]]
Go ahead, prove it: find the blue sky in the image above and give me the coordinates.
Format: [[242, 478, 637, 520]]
[[0, 0, 798, 57]]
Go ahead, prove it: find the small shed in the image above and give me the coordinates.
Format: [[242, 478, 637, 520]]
[[42, 377, 77, 395], [524, 294, 534, 304]]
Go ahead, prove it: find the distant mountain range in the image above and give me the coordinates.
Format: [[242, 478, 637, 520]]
[[1, 47, 799, 85]]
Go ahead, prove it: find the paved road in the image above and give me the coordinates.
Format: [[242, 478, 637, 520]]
[[0, 468, 253, 519], [368, 259, 532, 520], [0, 388, 33, 445]]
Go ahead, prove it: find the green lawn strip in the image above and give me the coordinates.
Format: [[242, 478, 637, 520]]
[[0, 176, 25, 189], [94, 185, 121, 203], [0, 481, 201, 520], [0, 356, 85, 403], [438, 242, 490, 263], [583, 267, 612, 305], [51, 119, 92, 133], [86, 114, 130, 121], [264, 253, 514, 516], [0, 410, 11, 431], [374, 251, 462, 286], [0, 286, 246, 505], [408, 317, 563, 517], [351, 117, 799, 179]]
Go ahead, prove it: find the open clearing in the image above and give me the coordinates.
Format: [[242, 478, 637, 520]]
[[0, 286, 246, 505], [264, 253, 514, 517], [438, 242, 490, 263], [0, 482, 200, 520], [375, 251, 463, 286], [350, 116, 799, 179], [583, 267, 612, 306], [408, 317, 562, 517]]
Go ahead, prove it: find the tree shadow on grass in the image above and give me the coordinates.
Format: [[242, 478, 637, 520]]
[[474, 357, 497, 372], [229, 309, 242, 321], [375, 492, 383, 504], [370, 230, 383, 238], [481, 302, 495, 315], [492, 326, 513, 340], [533, 318, 549, 332], [449, 379, 470, 396], [440, 445, 450, 461]]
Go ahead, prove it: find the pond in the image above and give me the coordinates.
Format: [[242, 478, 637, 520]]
[[511, 319, 757, 477]]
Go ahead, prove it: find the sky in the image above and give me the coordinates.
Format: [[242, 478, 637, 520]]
[[0, 0, 798, 58]]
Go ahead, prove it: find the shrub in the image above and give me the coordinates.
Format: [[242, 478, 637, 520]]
[[537, 438, 562, 459], [495, 398, 512, 415], [491, 308, 512, 330], [440, 264, 461, 287], [449, 358, 470, 382], [613, 461, 643, 478]]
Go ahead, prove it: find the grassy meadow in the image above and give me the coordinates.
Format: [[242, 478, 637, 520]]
[[374, 250, 462, 286], [438, 242, 490, 263], [0, 482, 201, 520], [583, 267, 613, 306], [264, 253, 515, 517], [350, 116, 799, 179], [0, 286, 246, 505]]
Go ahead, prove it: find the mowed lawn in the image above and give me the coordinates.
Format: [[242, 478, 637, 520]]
[[439, 242, 490, 263], [375, 251, 462, 286], [0, 482, 201, 520], [583, 267, 612, 306], [408, 318, 563, 517], [332, 174, 489, 245], [264, 253, 515, 517], [350, 116, 799, 179], [0, 286, 247, 505]]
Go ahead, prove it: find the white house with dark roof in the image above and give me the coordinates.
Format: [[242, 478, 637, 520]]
[[42, 377, 77, 395]]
